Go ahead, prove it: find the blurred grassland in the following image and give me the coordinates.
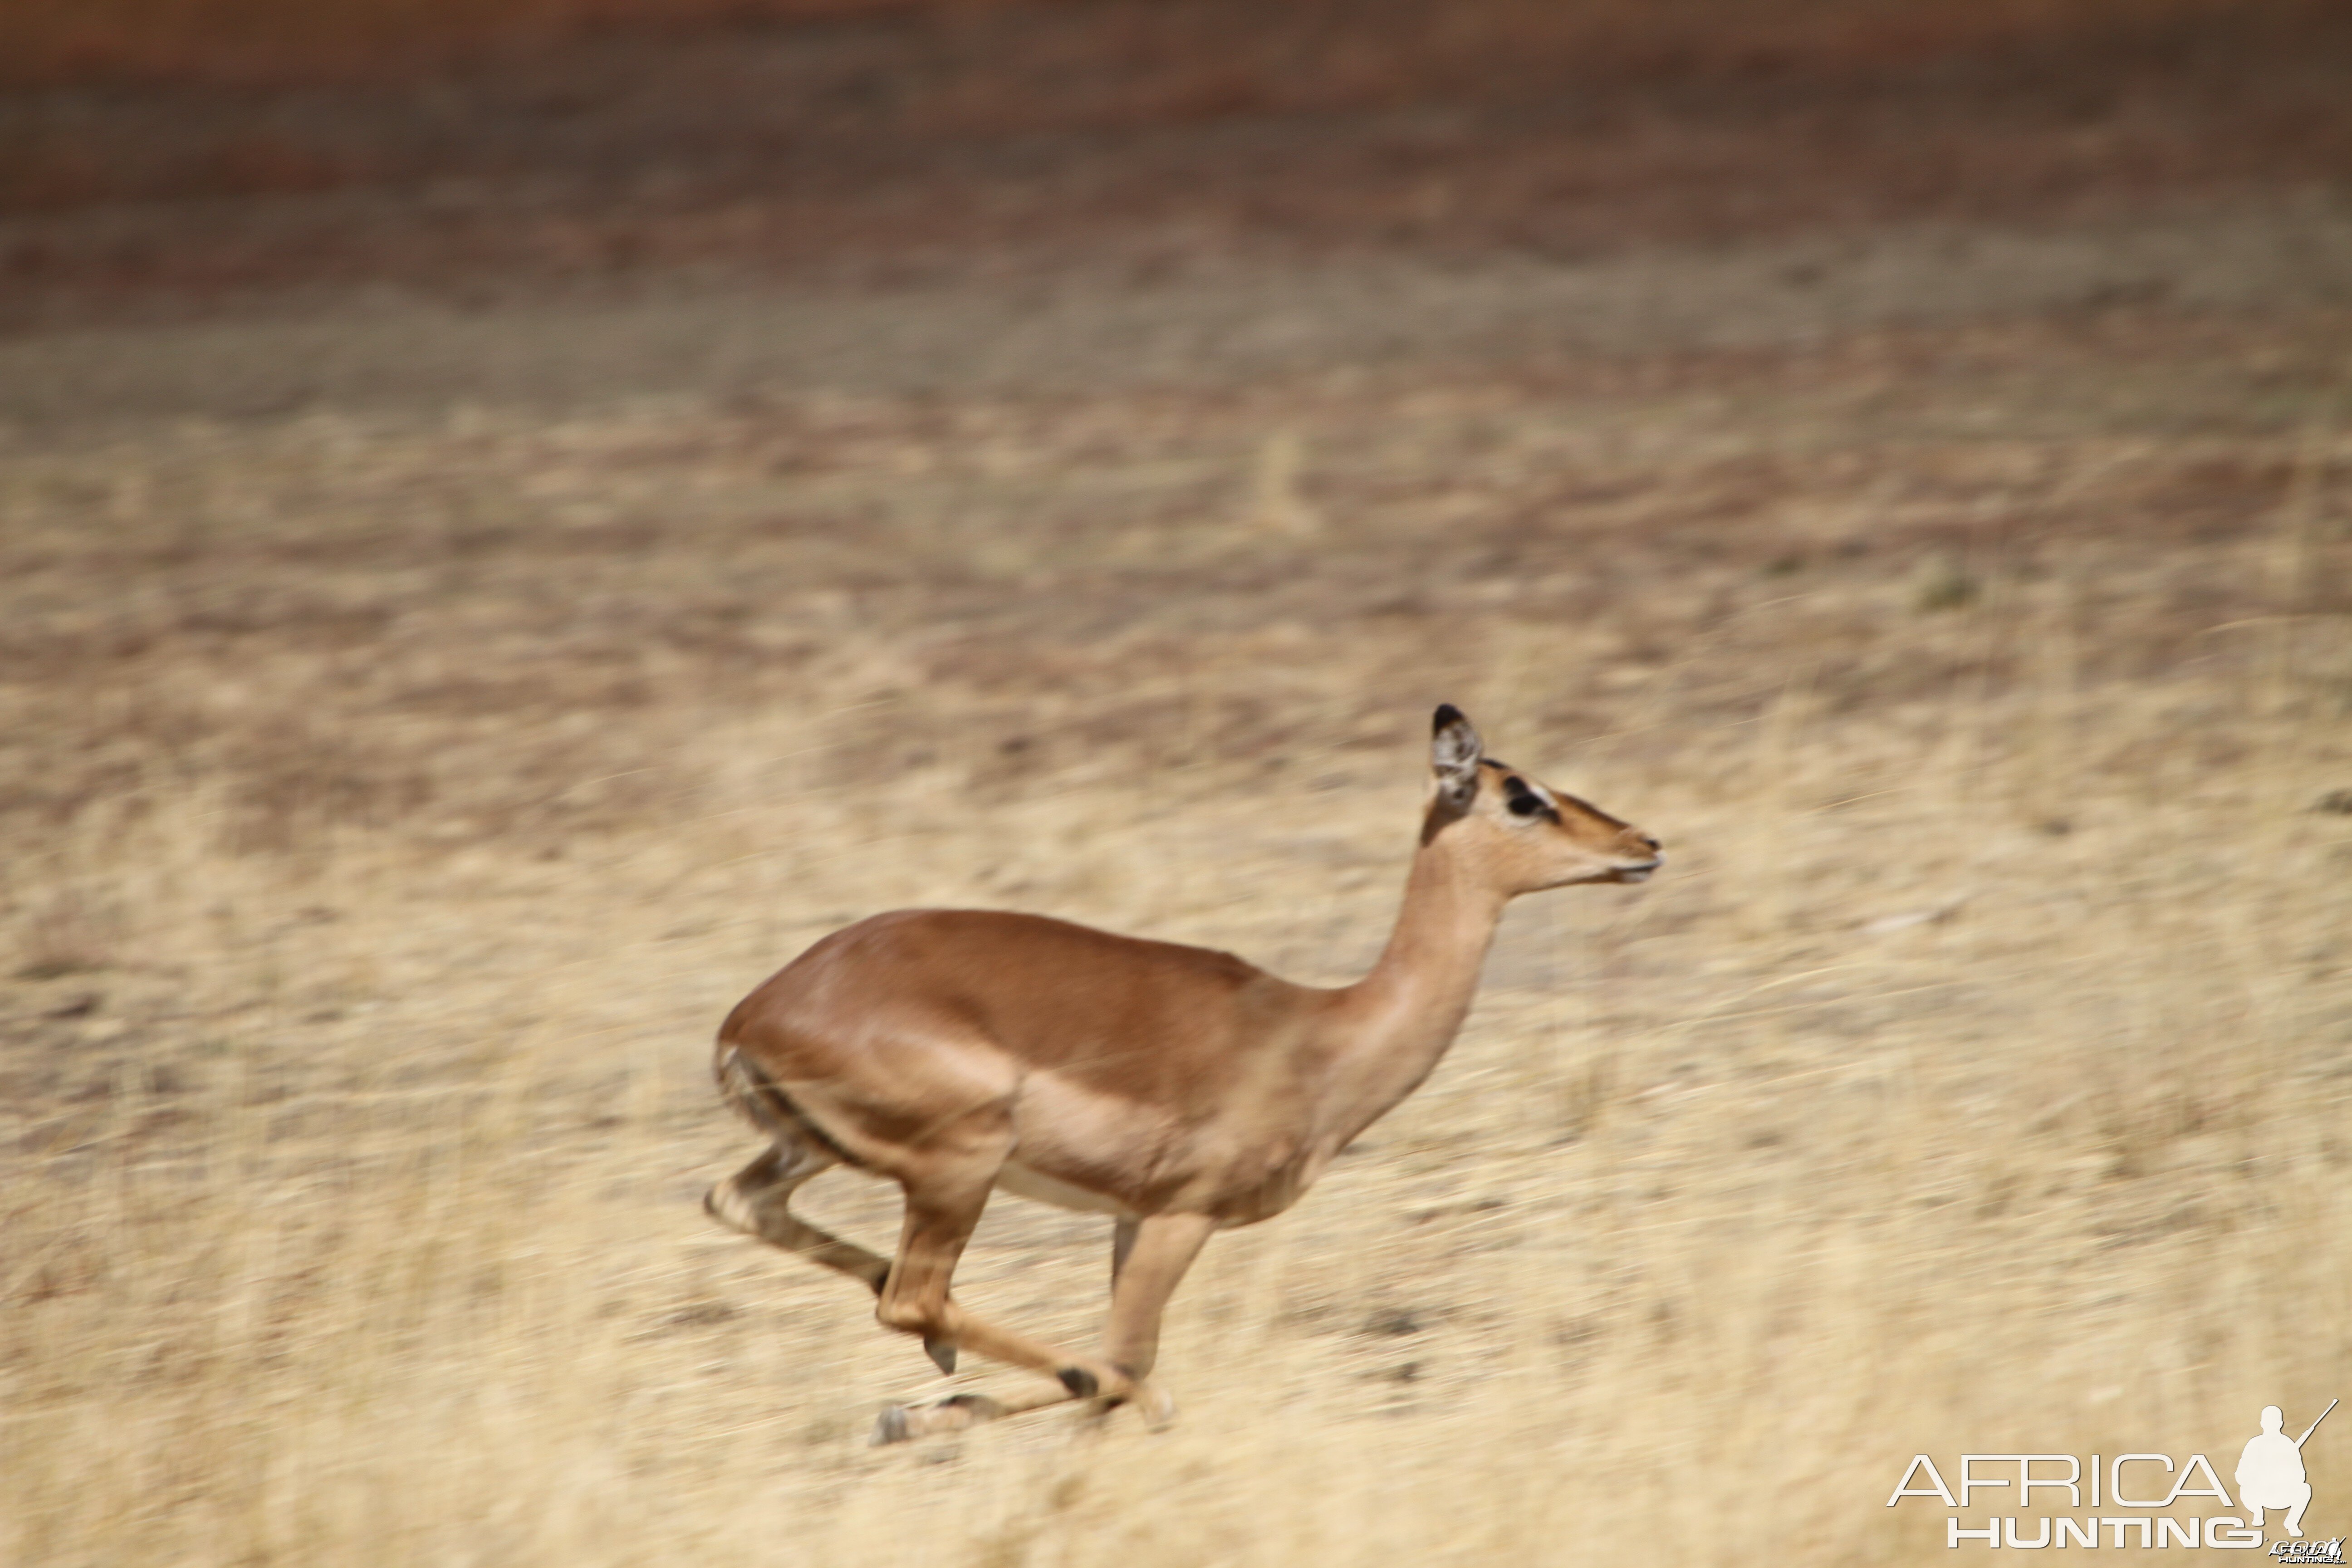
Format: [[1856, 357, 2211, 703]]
[[10, 0, 2350, 354], [3, 296, 2350, 1564], [0, 0, 972, 88], [0, 0, 2249, 88]]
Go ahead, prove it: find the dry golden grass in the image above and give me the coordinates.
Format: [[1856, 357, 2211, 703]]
[[3, 297, 2351, 1565]]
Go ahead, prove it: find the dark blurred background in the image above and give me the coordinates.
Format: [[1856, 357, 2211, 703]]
[[5, 0, 2348, 328]]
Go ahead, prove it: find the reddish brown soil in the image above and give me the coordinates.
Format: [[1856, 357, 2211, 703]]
[[3, 0, 2347, 327]]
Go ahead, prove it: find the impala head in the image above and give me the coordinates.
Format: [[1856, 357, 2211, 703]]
[[1423, 704, 1661, 892]]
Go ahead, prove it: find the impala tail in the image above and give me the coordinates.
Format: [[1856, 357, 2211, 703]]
[[713, 1044, 798, 1136]]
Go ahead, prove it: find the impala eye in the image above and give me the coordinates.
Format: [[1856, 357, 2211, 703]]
[[1504, 777, 1562, 822]]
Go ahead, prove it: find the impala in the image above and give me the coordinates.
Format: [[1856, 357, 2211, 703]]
[[706, 704, 1660, 1441]]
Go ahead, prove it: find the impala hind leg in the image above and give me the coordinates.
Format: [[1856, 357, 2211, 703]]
[[874, 1211, 1214, 1444], [705, 1138, 891, 1295], [872, 1176, 1132, 1390], [870, 1178, 1142, 1443]]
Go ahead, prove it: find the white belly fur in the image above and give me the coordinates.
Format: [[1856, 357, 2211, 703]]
[[996, 1159, 1133, 1217]]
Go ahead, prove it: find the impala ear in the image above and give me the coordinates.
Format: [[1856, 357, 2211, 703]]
[[1431, 703, 1483, 810]]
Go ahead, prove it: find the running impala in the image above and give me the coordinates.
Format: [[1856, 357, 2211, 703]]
[[705, 704, 1660, 1441]]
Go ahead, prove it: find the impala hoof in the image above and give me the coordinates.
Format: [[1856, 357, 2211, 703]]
[[1137, 1386, 1179, 1432], [1056, 1366, 1099, 1399], [924, 1336, 957, 1374], [872, 1393, 996, 1445]]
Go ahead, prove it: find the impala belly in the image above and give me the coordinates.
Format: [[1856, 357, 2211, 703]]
[[996, 1158, 1134, 1217]]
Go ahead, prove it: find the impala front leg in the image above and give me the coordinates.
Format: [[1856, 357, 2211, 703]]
[[872, 1173, 1142, 1443], [1097, 1212, 1215, 1428], [872, 1212, 1214, 1444], [875, 1177, 1100, 1380]]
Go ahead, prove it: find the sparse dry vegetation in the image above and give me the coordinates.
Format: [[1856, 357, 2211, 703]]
[[4, 1, 2352, 1562]]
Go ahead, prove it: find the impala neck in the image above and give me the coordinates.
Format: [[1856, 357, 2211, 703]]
[[1323, 819, 1510, 1148]]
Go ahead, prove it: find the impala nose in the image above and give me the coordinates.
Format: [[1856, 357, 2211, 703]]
[[1612, 827, 1662, 882]]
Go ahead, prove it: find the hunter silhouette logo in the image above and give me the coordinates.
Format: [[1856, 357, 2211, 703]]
[[1886, 1397, 2340, 1553], [2243, 1400, 2335, 1546]]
